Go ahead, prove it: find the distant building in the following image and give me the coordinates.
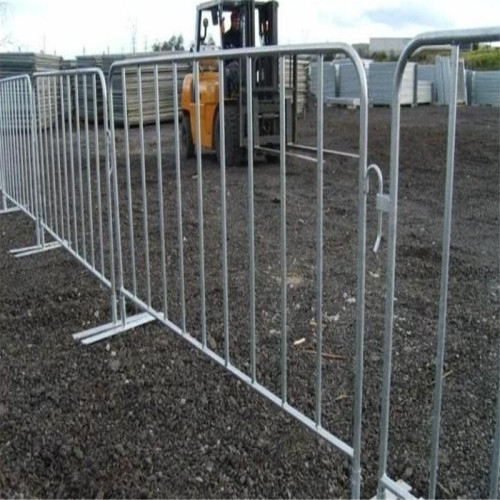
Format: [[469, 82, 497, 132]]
[[353, 43, 369, 58], [369, 37, 412, 56]]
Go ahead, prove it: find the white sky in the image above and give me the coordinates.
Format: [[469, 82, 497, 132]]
[[1, 0, 499, 58]]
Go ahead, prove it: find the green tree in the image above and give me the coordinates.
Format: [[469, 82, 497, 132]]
[[152, 35, 185, 52]]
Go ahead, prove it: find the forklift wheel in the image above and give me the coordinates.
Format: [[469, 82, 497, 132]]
[[215, 105, 244, 167], [181, 114, 195, 159]]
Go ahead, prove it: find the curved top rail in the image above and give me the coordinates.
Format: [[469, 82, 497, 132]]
[[392, 26, 500, 108], [107, 42, 366, 88], [32, 66, 106, 81], [32, 66, 109, 127], [0, 74, 32, 85]]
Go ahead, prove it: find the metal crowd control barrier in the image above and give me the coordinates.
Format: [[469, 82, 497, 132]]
[[0, 75, 55, 255], [105, 43, 370, 498], [28, 68, 154, 339], [377, 27, 500, 500]]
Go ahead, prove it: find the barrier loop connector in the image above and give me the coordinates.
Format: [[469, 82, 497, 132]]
[[366, 163, 386, 253]]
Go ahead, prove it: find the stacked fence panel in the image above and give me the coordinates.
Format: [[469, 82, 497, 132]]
[[472, 71, 500, 106], [369, 62, 416, 105], [310, 61, 336, 103]]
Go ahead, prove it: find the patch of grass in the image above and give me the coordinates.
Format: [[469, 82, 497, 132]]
[[464, 47, 500, 70]]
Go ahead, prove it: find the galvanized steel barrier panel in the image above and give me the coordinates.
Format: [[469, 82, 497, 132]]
[[377, 27, 500, 500], [28, 67, 154, 338], [106, 43, 370, 498]]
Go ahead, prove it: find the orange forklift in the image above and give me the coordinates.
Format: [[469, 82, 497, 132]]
[[181, 0, 299, 165]]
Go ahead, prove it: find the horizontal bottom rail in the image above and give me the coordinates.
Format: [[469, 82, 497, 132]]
[[118, 286, 355, 459], [255, 145, 320, 164], [287, 142, 360, 159]]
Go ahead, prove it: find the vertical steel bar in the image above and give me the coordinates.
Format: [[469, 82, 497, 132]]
[[428, 45, 460, 500], [10, 81, 21, 206], [3, 85, 9, 202], [246, 56, 256, 382], [83, 74, 95, 268], [42, 79, 53, 227], [17, 80, 24, 207], [10, 83, 17, 205], [5, 84, 14, 204], [41, 79, 52, 227], [279, 55, 288, 403], [315, 54, 324, 426], [22, 80, 31, 211], [154, 64, 168, 319], [10, 81, 19, 205], [172, 62, 187, 333], [490, 359, 500, 500], [13, 80, 23, 207], [15, 81, 24, 206], [0, 85, 6, 208], [36, 80, 48, 226], [1, 85, 11, 206], [6, 84, 13, 205], [218, 59, 230, 364], [315, 54, 324, 427], [107, 74, 121, 326], [53, 76, 64, 240], [67, 74, 78, 252], [29, 79, 43, 246], [122, 67, 138, 297], [75, 74, 86, 258], [5, 82, 16, 204], [48, 77, 59, 234], [194, 60, 207, 348], [60, 75, 71, 245], [351, 51, 369, 500], [93, 74, 104, 276], [377, 47, 409, 500], [16, 80, 27, 209], [24, 78, 34, 215], [137, 66, 152, 306]]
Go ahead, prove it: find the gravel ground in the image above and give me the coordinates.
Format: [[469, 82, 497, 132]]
[[0, 105, 498, 499]]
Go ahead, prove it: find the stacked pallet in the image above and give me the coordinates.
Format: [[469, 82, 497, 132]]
[[0, 52, 62, 79], [284, 57, 309, 115], [75, 52, 190, 125], [105, 54, 190, 126], [369, 62, 416, 105], [0, 52, 62, 128], [417, 64, 437, 102], [75, 55, 106, 120], [417, 81, 432, 104]]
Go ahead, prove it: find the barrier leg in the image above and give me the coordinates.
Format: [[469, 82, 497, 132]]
[[72, 311, 155, 345], [9, 240, 61, 257]]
